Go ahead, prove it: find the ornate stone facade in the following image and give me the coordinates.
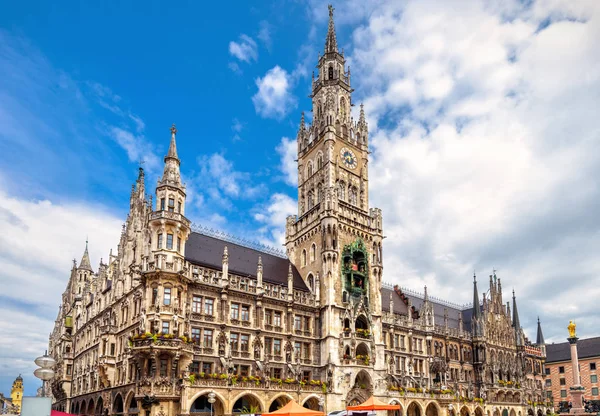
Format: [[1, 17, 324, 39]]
[[47, 6, 547, 416]]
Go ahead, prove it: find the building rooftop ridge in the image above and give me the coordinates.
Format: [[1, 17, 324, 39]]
[[191, 223, 288, 259], [382, 281, 473, 311]]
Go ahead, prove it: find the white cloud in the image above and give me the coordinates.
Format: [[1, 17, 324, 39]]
[[0, 180, 121, 386], [254, 193, 297, 247], [229, 34, 258, 63], [258, 21, 273, 51], [276, 136, 298, 186], [108, 126, 160, 173], [346, 0, 600, 341], [252, 66, 297, 119]]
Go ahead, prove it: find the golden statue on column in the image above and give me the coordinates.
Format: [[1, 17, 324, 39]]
[[568, 320, 577, 338]]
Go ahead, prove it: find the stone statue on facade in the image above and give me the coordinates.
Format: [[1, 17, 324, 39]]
[[139, 308, 146, 332]]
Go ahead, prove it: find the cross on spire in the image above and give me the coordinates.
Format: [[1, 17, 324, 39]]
[[170, 123, 177, 136]]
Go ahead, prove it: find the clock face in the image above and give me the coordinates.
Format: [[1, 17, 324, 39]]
[[340, 147, 358, 169]]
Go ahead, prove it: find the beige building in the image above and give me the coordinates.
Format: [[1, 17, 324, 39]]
[[47, 6, 547, 416]]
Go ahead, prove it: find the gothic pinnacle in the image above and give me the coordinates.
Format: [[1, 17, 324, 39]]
[[166, 123, 179, 161], [324, 4, 338, 54]]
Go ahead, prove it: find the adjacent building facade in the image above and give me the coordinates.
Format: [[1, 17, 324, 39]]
[[47, 6, 547, 416], [545, 336, 600, 408]]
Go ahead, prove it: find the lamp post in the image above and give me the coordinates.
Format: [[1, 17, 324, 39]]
[[34, 351, 56, 398], [208, 391, 216, 416]]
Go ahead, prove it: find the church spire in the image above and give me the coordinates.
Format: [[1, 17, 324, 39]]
[[537, 317, 545, 345], [512, 289, 523, 345], [324, 4, 338, 54], [160, 124, 182, 186], [79, 239, 93, 271], [473, 273, 481, 319], [166, 123, 179, 161]]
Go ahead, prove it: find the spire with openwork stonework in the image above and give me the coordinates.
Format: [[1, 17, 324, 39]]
[[324, 4, 338, 54]]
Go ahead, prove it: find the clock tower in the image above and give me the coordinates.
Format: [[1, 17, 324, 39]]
[[285, 4, 385, 395]]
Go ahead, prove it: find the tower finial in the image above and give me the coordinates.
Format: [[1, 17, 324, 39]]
[[166, 124, 179, 160], [324, 5, 338, 54], [359, 103, 366, 125]]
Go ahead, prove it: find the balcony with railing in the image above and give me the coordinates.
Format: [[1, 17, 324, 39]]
[[149, 210, 191, 227], [186, 373, 327, 394]]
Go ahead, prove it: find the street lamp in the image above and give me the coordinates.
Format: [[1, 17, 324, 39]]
[[208, 391, 216, 416], [34, 351, 56, 398]]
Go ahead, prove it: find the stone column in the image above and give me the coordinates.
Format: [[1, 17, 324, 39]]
[[568, 336, 585, 413], [569, 338, 580, 386]]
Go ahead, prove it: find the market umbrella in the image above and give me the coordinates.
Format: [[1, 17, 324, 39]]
[[262, 400, 324, 416], [347, 396, 401, 411]]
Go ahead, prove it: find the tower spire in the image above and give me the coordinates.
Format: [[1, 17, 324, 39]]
[[536, 317, 545, 345], [79, 239, 93, 271], [167, 123, 179, 161], [512, 289, 523, 345], [473, 273, 481, 318], [324, 4, 338, 54], [160, 124, 182, 186]]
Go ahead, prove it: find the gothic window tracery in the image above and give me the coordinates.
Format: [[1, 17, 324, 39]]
[[339, 181, 346, 201]]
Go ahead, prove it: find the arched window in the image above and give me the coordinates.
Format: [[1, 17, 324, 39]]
[[317, 153, 323, 169], [308, 190, 314, 209], [301, 250, 307, 267], [339, 182, 346, 200], [307, 161, 313, 177], [310, 243, 316, 263], [317, 183, 323, 203], [307, 273, 315, 291], [328, 65, 334, 80], [340, 97, 346, 119]]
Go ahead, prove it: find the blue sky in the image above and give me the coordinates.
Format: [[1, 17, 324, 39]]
[[1, 0, 600, 397]]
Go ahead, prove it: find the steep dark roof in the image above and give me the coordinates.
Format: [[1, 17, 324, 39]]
[[185, 231, 309, 291], [546, 336, 600, 363], [381, 286, 473, 332]]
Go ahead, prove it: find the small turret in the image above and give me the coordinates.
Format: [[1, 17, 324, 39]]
[[287, 263, 294, 301], [79, 239, 93, 272], [257, 255, 263, 288], [222, 246, 229, 286]]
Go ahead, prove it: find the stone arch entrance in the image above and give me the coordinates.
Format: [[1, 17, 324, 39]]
[[79, 400, 86, 415], [190, 393, 226, 415], [113, 394, 124, 416], [86, 399, 94, 416], [232, 394, 262, 414], [388, 400, 403, 416], [408, 402, 422, 416], [127, 393, 139, 416], [527, 409, 534, 416], [302, 397, 320, 410], [537, 410, 543, 416], [475, 407, 484, 416], [503, 409, 509, 416], [95, 397, 104, 415], [353, 369, 372, 389], [269, 395, 292, 412], [510, 410, 517, 416], [426, 402, 439, 416], [460, 406, 470, 416]]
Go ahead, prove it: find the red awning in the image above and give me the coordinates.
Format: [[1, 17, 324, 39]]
[[51, 411, 76, 416]]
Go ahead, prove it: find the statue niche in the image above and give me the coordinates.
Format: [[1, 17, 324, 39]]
[[341, 240, 369, 298]]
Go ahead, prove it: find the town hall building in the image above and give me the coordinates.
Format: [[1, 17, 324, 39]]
[[47, 6, 548, 416]]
